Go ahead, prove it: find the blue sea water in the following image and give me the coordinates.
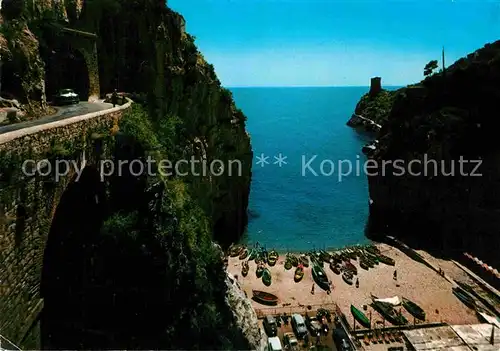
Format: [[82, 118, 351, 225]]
[[230, 87, 375, 252]]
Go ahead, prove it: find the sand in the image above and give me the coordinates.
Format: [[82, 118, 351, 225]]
[[227, 243, 480, 327]]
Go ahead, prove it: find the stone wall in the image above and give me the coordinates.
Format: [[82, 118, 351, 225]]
[[0, 101, 130, 348]]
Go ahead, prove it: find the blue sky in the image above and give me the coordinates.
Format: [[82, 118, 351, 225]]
[[168, 0, 500, 87]]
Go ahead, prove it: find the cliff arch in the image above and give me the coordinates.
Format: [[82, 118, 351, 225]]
[[40, 165, 105, 349]]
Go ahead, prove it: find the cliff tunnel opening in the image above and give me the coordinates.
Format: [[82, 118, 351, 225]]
[[43, 47, 90, 102], [40, 165, 105, 350]]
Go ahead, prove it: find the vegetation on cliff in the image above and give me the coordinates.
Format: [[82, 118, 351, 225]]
[[353, 89, 397, 126], [365, 41, 500, 267]]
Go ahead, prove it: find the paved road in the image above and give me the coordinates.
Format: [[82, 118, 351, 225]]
[[0, 101, 113, 135]]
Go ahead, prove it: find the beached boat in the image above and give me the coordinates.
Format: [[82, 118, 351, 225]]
[[239, 249, 249, 260], [252, 290, 278, 306], [262, 250, 268, 264], [362, 255, 375, 268], [371, 300, 408, 325], [359, 258, 370, 270], [366, 245, 380, 255], [229, 245, 244, 257], [453, 287, 476, 309], [284, 257, 292, 270], [351, 305, 371, 328], [290, 255, 299, 267], [378, 254, 395, 266], [402, 297, 425, 321], [248, 249, 257, 261], [268, 250, 278, 266], [242, 261, 249, 277], [342, 271, 353, 285], [330, 262, 341, 275], [319, 250, 331, 263], [299, 254, 309, 267], [256, 264, 264, 278], [262, 268, 272, 286], [312, 264, 330, 290], [366, 252, 379, 265], [344, 261, 357, 275], [294, 265, 304, 282]]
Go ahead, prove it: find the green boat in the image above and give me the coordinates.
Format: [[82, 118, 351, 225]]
[[268, 250, 279, 266], [312, 264, 330, 291], [290, 255, 299, 267], [262, 268, 272, 286], [256, 265, 264, 278], [351, 305, 371, 328], [378, 254, 395, 266], [284, 255, 293, 270], [294, 266, 304, 282], [402, 297, 425, 321], [371, 300, 408, 325]]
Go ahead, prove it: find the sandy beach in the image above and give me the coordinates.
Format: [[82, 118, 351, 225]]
[[227, 243, 480, 328]]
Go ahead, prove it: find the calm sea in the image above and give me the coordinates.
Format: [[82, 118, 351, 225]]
[[230, 87, 377, 252]]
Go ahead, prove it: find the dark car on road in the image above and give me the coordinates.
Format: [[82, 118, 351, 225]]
[[54, 89, 79, 105], [304, 314, 322, 337], [263, 315, 278, 337]]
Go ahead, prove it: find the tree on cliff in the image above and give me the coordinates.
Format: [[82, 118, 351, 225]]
[[424, 60, 438, 76]]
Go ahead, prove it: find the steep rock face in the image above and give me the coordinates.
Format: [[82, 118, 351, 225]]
[[225, 272, 267, 351], [366, 41, 500, 267]]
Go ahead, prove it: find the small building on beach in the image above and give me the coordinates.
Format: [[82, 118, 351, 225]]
[[402, 323, 499, 351]]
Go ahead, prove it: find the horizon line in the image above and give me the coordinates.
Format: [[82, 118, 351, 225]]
[[225, 85, 404, 88]]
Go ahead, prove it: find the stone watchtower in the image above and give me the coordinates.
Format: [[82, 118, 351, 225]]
[[369, 77, 382, 96]]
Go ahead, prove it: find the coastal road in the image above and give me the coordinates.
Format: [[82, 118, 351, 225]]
[[0, 101, 113, 135]]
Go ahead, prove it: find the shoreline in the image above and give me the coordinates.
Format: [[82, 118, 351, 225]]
[[233, 242, 376, 255], [227, 241, 481, 328]]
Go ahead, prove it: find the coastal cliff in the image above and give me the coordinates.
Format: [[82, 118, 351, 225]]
[[363, 41, 500, 268], [1, 0, 256, 349], [346, 77, 396, 131]]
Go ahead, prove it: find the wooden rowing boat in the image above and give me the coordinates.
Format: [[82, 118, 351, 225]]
[[229, 245, 244, 257], [342, 271, 353, 285], [268, 250, 278, 266], [239, 249, 249, 260], [299, 254, 309, 267], [252, 290, 278, 306], [290, 255, 299, 267], [330, 262, 341, 275], [370, 297, 408, 325], [312, 263, 330, 290], [256, 264, 264, 278], [402, 297, 425, 321], [378, 254, 395, 266], [241, 261, 249, 277], [262, 268, 272, 286], [294, 265, 304, 282], [351, 304, 371, 328], [360, 258, 370, 270]]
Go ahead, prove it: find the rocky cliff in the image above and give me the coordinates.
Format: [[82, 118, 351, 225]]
[[364, 41, 500, 268], [1, 0, 256, 349]]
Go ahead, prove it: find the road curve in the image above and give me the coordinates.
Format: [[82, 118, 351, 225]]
[[0, 101, 113, 135]]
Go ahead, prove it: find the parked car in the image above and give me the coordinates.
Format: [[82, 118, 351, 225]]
[[291, 313, 308, 339], [282, 332, 299, 351], [267, 336, 282, 351], [332, 327, 351, 351], [54, 89, 79, 105], [305, 314, 322, 336], [263, 315, 278, 337]]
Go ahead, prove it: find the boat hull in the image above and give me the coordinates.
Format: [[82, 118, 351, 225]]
[[351, 305, 371, 328], [252, 290, 278, 306]]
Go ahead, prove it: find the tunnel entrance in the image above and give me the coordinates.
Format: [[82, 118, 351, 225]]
[[43, 47, 90, 102], [40, 166, 105, 349]]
